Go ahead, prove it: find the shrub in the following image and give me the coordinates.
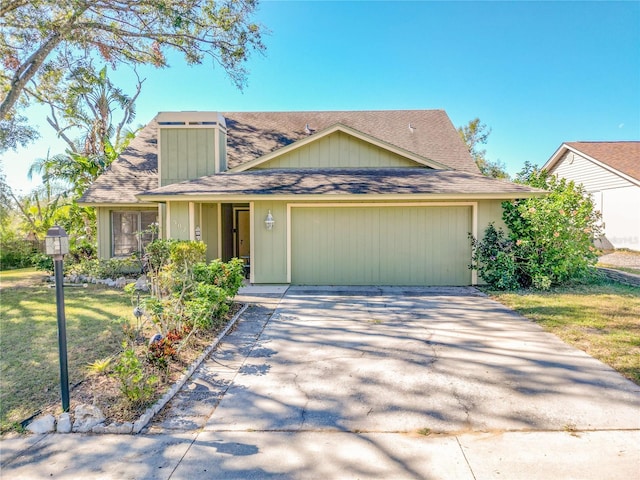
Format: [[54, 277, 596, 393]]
[[193, 257, 245, 297], [113, 344, 158, 405], [471, 163, 602, 290], [69, 257, 141, 279], [32, 252, 54, 274], [0, 231, 38, 269], [469, 224, 520, 290]]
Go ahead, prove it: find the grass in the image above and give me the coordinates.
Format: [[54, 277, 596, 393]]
[[0, 269, 133, 431], [488, 281, 640, 385]]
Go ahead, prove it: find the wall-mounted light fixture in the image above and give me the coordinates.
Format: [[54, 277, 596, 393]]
[[264, 210, 275, 230], [195, 226, 202, 241]]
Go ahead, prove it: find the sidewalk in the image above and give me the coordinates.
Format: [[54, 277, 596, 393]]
[[2, 425, 638, 479], [1, 285, 639, 479]]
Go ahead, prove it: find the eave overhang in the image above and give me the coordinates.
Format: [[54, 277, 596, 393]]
[[136, 191, 547, 203]]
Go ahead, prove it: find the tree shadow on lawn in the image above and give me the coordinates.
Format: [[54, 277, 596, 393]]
[[0, 284, 130, 427]]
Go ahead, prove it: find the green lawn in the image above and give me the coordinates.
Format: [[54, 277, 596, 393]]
[[488, 282, 640, 385], [0, 269, 132, 431]]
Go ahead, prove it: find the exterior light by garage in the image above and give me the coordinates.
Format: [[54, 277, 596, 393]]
[[264, 210, 275, 230], [44, 225, 70, 413]]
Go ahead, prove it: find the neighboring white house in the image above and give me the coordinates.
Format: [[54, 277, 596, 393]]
[[543, 141, 640, 251]]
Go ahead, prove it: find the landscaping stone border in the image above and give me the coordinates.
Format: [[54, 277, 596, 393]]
[[131, 303, 248, 434], [28, 303, 248, 435]]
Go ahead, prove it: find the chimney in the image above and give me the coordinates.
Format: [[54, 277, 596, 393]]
[[156, 111, 227, 186]]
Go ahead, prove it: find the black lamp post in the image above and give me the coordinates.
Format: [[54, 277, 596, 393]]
[[45, 226, 70, 412]]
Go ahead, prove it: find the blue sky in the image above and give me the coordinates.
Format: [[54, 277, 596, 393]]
[[3, 0, 639, 193]]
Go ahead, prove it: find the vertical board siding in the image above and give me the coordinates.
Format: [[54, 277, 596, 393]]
[[160, 128, 217, 185], [551, 150, 633, 191], [97, 207, 111, 258], [291, 206, 472, 286], [201, 203, 219, 261], [252, 200, 288, 283], [255, 131, 419, 169], [168, 202, 190, 240]]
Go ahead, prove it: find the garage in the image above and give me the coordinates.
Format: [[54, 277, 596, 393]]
[[290, 204, 473, 286]]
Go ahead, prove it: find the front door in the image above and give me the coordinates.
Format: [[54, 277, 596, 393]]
[[235, 209, 251, 262]]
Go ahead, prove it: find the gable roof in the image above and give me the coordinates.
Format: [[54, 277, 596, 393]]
[[80, 109, 482, 205], [544, 141, 640, 182], [136, 168, 545, 202], [229, 123, 450, 172], [223, 110, 478, 173]]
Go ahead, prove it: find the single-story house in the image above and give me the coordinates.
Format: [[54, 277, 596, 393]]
[[543, 141, 640, 251], [79, 110, 544, 286]]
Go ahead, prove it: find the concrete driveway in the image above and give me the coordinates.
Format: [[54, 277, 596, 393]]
[[2, 286, 639, 479], [203, 286, 639, 434], [174, 286, 640, 478]]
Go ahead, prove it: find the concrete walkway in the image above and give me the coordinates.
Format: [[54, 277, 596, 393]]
[[1, 286, 639, 479]]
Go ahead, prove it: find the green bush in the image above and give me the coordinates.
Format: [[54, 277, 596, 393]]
[[31, 253, 54, 274], [192, 257, 245, 297], [0, 231, 37, 269], [139, 240, 244, 336], [469, 224, 520, 290], [471, 163, 602, 290], [113, 344, 158, 405], [69, 257, 142, 279]]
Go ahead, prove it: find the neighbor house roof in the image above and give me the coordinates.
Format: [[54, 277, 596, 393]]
[[545, 141, 640, 181], [136, 168, 546, 201]]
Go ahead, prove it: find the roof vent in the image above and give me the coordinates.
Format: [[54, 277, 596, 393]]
[[304, 123, 313, 135], [409, 123, 415, 133]]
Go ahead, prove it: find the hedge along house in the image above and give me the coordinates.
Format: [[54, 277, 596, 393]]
[[79, 110, 545, 286]]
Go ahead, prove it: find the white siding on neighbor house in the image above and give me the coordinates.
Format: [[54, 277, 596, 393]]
[[550, 149, 640, 251], [550, 150, 634, 191], [597, 186, 640, 250]]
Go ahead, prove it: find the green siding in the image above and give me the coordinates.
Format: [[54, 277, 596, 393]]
[[477, 199, 507, 234], [167, 202, 190, 240], [201, 203, 219, 261], [291, 205, 472, 286], [160, 128, 217, 185], [218, 130, 227, 172], [96, 207, 111, 259], [254, 131, 421, 169], [252, 201, 288, 283]]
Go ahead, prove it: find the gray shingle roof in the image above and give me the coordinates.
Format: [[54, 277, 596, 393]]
[[80, 110, 503, 204], [223, 110, 477, 172], [137, 168, 544, 198], [79, 119, 158, 204]]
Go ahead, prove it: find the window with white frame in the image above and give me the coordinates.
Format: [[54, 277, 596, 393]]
[[112, 211, 158, 256]]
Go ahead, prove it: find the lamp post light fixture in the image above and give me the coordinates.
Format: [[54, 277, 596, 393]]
[[264, 210, 275, 230], [45, 226, 70, 413]]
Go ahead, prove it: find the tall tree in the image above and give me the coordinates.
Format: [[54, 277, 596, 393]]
[[0, 0, 264, 151], [28, 65, 140, 196], [458, 118, 509, 179], [0, 161, 13, 226]]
